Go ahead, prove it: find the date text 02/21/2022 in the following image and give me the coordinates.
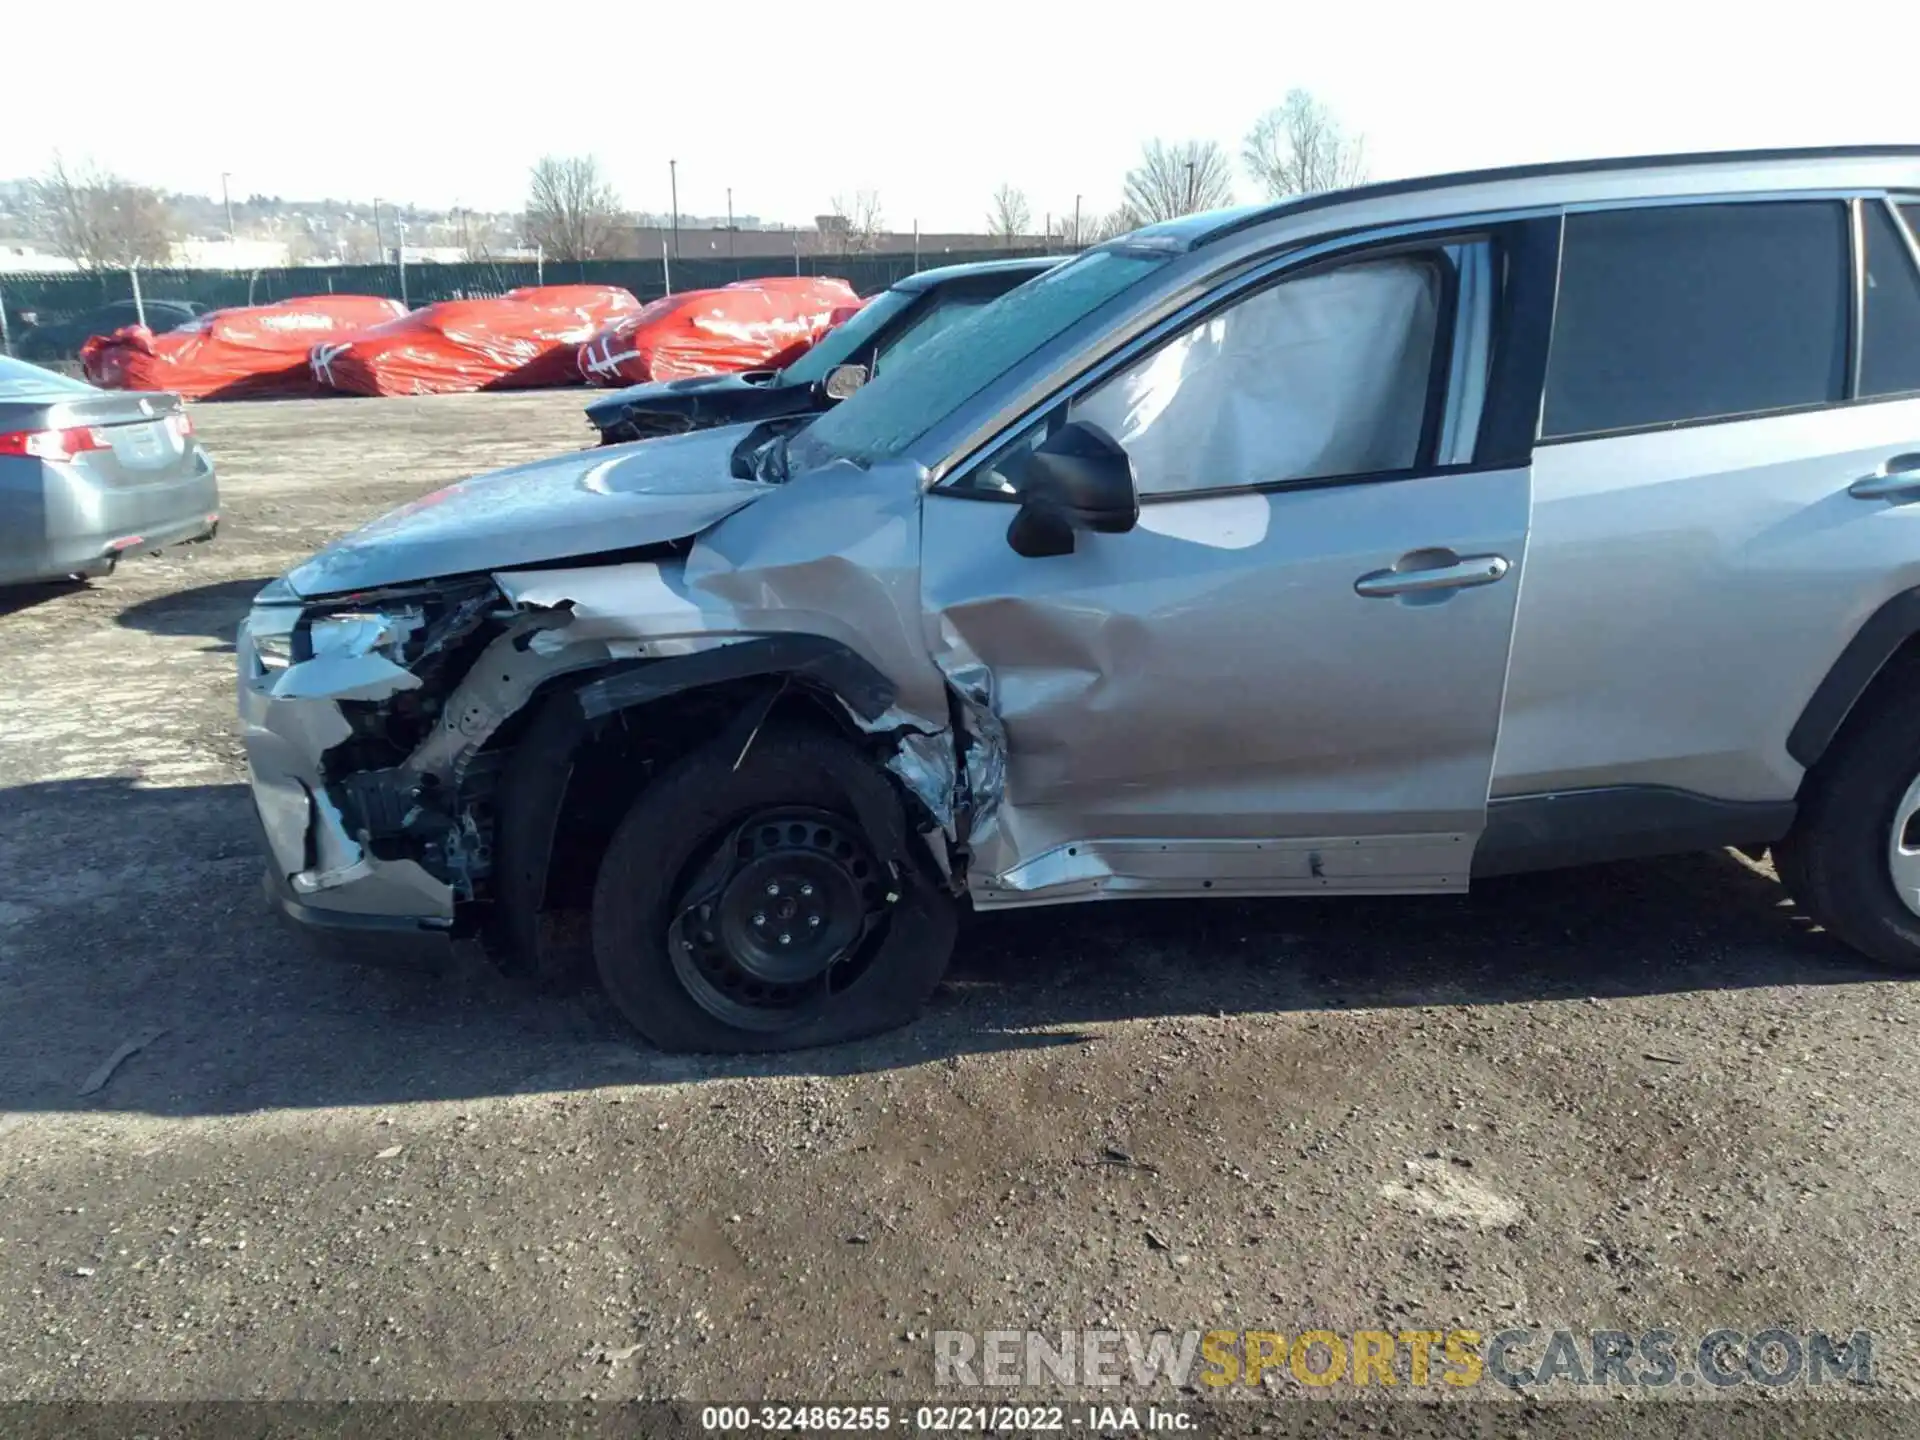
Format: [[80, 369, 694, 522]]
[[699, 1404, 1195, 1431]]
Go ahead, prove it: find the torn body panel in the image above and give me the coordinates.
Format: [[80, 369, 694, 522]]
[[239, 450, 975, 950], [238, 622, 456, 929]]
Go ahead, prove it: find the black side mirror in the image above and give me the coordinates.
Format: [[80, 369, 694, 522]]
[[1005, 420, 1140, 558]]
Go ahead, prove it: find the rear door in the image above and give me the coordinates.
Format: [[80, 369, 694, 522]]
[[1495, 197, 1920, 808], [920, 218, 1561, 906]]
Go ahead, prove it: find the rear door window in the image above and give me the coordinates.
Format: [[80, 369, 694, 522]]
[[1863, 200, 1920, 399], [1542, 201, 1849, 438]]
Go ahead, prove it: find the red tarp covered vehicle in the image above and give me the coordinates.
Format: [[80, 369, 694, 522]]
[[311, 285, 641, 396], [576, 277, 862, 387], [80, 295, 407, 400]]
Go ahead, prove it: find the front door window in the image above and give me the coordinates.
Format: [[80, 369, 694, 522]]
[[1073, 256, 1445, 496]]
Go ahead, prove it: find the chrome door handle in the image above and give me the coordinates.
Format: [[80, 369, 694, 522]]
[[1849, 452, 1920, 502], [1355, 550, 1510, 599]]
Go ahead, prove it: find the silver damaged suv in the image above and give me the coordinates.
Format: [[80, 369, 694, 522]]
[[240, 147, 1920, 1052]]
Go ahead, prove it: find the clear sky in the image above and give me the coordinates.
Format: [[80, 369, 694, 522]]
[[8, 0, 1916, 230]]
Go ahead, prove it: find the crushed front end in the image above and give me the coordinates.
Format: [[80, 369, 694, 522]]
[[236, 574, 506, 937]]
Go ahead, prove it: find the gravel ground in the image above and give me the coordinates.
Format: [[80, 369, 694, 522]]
[[1, 391, 1917, 1422]]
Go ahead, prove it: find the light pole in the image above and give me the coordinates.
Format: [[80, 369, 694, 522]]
[[1073, 194, 1081, 249], [669, 159, 679, 260], [727, 186, 735, 265], [221, 172, 235, 242], [372, 198, 384, 267], [1185, 159, 1195, 213]]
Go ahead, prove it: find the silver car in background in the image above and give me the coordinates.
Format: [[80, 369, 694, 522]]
[[240, 146, 1920, 1053], [0, 356, 219, 586]]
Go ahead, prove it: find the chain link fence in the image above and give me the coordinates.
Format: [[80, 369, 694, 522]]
[[0, 247, 1049, 356]]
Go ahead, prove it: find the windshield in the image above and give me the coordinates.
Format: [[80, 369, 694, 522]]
[[0, 355, 93, 398], [870, 286, 1010, 378], [790, 248, 1171, 468], [776, 288, 917, 385]]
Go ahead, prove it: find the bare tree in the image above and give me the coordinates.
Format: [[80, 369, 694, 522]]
[[819, 191, 884, 255], [283, 228, 319, 266], [336, 222, 382, 265], [987, 184, 1032, 245], [29, 156, 177, 270], [1243, 89, 1368, 200], [523, 155, 622, 261], [1122, 139, 1234, 223], [1086, 205, 1141, 244]]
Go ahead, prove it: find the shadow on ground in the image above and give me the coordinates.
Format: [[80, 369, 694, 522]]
[[114, 577, 275, 652], [0, 578, 89, 618], [0, 775, 1885, 1120]]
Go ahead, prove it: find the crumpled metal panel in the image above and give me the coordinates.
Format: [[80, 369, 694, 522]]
[[258, 444, 1010, 907], [483, 456, 951, 724], [679, 457, 954, 723], [235, 620, 454, 922], [268, 652, 421, 703], [473, 457, 978, 869], [882, 727, 956, 831]]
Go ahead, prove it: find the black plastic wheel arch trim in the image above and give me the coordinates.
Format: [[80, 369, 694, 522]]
[[1472, 785, 1796, 878], [1787, 586, 1920, 769], [574, 635, 896, 724]]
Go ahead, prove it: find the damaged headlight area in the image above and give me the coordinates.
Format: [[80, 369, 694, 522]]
[[247, 579, 495, 708], [309, 608, 424, 664], [252, 578, 495, 679], [241, 575, 511, 906]]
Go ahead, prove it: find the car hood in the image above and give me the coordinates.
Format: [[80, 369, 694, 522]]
[[286, 424, 768, 597], [584, 369, 799, 429], [590, 370, 774, 410]]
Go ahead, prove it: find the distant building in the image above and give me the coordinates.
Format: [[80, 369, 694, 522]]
[[0, 244, 79, 273], [170, 238, 291, 270]]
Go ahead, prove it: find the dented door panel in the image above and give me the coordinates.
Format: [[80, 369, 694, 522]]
[[920, 468, 1531, 905]]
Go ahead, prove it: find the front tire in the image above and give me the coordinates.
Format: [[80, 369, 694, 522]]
[[591, 724, 957, 1052], [1776, 660, 1920, 970]]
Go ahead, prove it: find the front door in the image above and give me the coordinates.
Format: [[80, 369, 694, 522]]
[[919, 221, 1558, 907]]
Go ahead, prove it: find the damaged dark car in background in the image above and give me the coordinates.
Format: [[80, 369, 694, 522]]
[[241, 149, 1920, 1052], [583, 256, 1060, 444]]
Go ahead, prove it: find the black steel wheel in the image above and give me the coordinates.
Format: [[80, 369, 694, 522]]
[[667, 807, 889, 1031], [591, 725, 957, 1053]]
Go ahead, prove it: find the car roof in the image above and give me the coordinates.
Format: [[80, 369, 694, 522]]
[[1132, 144, 1920, 253], [0, 354, 95, 396], [894, 256, 1066, 293]]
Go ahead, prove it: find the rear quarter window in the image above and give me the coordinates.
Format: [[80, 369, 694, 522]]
[[1541, 201, 1849, 439], [1863, 200, 1920, 398]]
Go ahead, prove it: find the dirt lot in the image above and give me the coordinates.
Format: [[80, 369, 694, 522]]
[[2, 392, 1918, 1419]]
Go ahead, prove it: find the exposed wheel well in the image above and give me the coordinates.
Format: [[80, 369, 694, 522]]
[[484, 666, 892, 989]]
